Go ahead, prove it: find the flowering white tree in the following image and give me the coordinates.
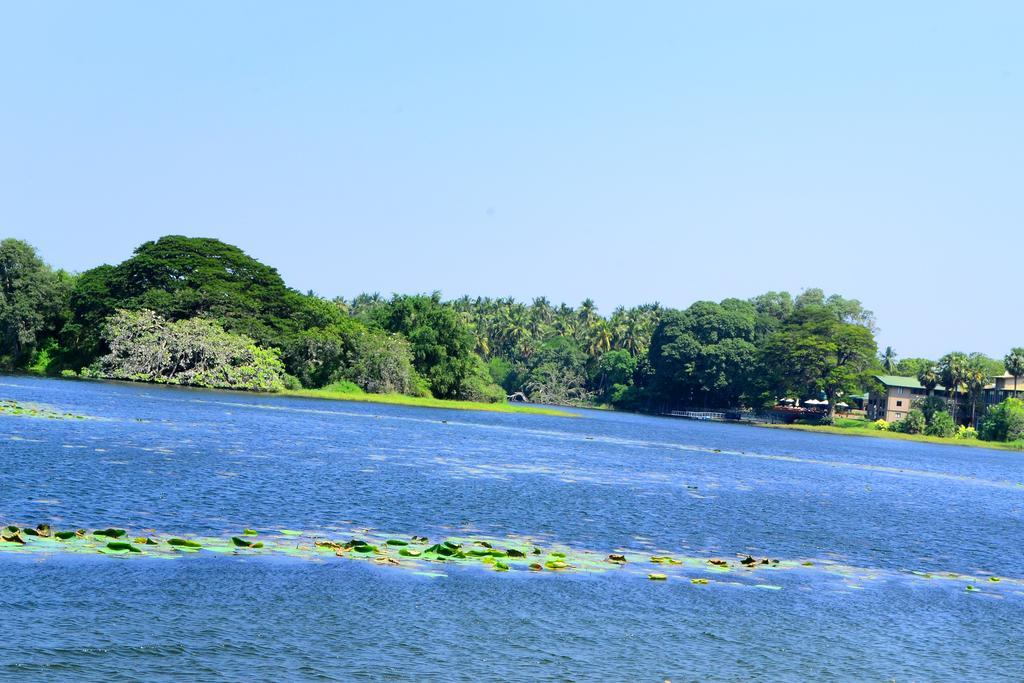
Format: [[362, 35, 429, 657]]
[[98, 309, 285, 391]]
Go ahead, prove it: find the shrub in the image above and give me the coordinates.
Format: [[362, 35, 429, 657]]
[[457, 356, 507, 403], [955, 425, 978, 440], [320, 380, 363, 394], [60, 368, 78, 379], [925, 410, 955, 438], [487, 357, 516, 392], [873, 419, 890, 431], [344, 329, 420, 395], [916, 395, 948, 424], [610, 383, 639, 408], [281, 373, 302, 391], [897, 409, 926, 435], [26, 340, 58, 375], [979, 398, 1024, 442]]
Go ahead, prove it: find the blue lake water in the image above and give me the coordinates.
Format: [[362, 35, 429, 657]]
[[1, 376, 1022, 681]]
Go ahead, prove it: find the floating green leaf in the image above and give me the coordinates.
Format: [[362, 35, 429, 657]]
[[94, 528, 127, 539], [106, 541, 141, 553]]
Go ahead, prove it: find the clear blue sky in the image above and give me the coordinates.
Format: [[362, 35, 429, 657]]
[[1, 2, 1020, 360]]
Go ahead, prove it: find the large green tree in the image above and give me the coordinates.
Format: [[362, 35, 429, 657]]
[[760, 306, 877, 417], [365, 293, 482, 400], [66, 235, 316, 361], [0, 239, 72, 368], [648, 300, 758, 408]]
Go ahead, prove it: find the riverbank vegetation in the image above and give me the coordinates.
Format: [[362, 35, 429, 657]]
[[1, 235, 1019, 438], [764, 414, 1024, 452], [283, 381, 573, 416]]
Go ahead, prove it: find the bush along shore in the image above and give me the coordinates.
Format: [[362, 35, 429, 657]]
[[1, 523, 1018, 594], [1, 234, 1021, 436]]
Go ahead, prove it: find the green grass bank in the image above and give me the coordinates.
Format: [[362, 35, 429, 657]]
[[281, 383, 575, 417], [759, 419, 1024, 452]]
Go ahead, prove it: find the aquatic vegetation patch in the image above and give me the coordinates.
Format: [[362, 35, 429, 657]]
[[0, 399, 89, 420], [1, 522, 1021, 597]]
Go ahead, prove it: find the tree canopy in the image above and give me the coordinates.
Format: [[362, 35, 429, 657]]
[[67, 235, 318, 353], [760, 305, 877, 417], [0, 239, 71, 369]]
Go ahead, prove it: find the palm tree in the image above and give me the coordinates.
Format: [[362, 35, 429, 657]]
[[938, 352, 969, 423], [577, 298, 598, 331], [585, 320, 612, 358], [881, 346, 898, 373], [1005, 347, 1024, 397], [917, 365, 940, 396], [964, 364, 988, 426]]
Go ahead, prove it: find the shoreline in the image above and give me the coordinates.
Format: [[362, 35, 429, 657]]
[[280, 387, 577, 417], [758, 422, 1024, 452], [3, 373, 577, 418]]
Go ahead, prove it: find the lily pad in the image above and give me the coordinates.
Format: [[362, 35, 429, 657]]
[[1, 531, 25, 544], [105, 541, 141, 553], [93, 528, 127, 539]]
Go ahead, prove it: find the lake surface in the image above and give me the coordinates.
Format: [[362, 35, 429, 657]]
[[1, 376, 1022, 681]]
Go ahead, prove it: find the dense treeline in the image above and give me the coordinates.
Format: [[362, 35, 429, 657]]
[[1, 236, 1020, 438]]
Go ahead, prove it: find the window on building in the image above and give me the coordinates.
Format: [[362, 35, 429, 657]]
[[896, 400, 902, 407]]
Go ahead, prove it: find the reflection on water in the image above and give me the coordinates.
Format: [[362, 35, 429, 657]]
[[1, 376, 1022, 681]]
